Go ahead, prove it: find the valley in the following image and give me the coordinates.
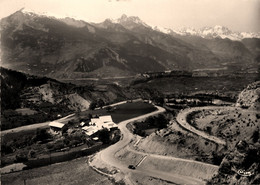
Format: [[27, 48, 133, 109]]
[[1, 69, 259, 184], [1, 5, 260, 185]]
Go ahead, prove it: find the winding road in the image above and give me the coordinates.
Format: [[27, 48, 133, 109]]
[[175, 105, 258, 145], [90, 106, 219, 184], [176, 106, 227, 145]]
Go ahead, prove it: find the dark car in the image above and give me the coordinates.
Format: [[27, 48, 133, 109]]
[[128, 165, 136, 170]]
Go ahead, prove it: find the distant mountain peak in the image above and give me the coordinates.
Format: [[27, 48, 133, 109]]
[[153, 26, 173, 34], [163, 26, 260, 40], [20, 7, 49, 17], [116, 14, 151, 29], [120, 14, 128, 20]]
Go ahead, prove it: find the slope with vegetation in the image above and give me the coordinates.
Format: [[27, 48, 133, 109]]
[[0, 67, 163, 130], [206, 81, 260, 184]]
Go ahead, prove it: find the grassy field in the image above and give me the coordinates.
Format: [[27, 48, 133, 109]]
[[79, 102, 157, 123], [133, 76, 258, 96], [1, 157, 114, 185]]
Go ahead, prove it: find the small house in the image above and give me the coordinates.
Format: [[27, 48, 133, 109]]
[[99, 115, 113, 123], [49, 121, 67, 133]]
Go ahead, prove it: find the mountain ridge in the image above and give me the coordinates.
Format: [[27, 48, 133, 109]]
[[13, 9, 260, 40], [1, 10, 259, 79]]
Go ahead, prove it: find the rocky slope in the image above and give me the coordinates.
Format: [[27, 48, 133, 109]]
[[1, 10, 259, 78], [208, 140, 260, 184], [206, 81, 260, 184], [236, 81, 260, 110]]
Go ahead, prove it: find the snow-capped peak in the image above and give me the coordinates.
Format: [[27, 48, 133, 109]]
[[116, 14, 151, 28], [20, 7, 78, 20], [21, 8, 53, 18], [153, 26, 172, 34], [166, 26, 260, 40]]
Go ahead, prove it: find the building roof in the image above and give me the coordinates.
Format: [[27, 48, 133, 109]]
[[49, 121, 65, 129], [103, 122, 118, 129], [82, 126, 99, 136], [99, 115, 113, 123], [82, 115, 116, 135]]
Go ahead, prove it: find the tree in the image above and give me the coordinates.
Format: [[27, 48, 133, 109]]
[[153, 97, 164, 105], [98, 128, 110, 144], [157, 114, 168, 129], [97, 99, 105, 108], [29, 150, 36, 158], [2, 144, 13, 155], [15, 153, 28, 162], [89, 102, 97, 110], [35, 128, 50, 142]]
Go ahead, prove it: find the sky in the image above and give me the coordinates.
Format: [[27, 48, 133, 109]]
[[0, 0, 259, 32]]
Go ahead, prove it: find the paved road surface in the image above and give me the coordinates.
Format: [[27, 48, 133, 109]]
[[1, 113, 75, 136], [176, 105, 258, 145], [176, 106, 229, 145], [92, 106, 214, 184]]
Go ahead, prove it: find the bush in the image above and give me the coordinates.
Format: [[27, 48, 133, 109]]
[[15, 153, 28, 163], [89, 102, 97, 110], [98, 128, 110, 144], [2, 144, 13, 155], [53, 141, 64, 150], [29, 150, 36, 158], [35, 128, 50, 142], [46, 143, 54, 150]]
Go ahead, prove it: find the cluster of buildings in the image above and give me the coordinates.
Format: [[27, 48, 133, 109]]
[[81, 115, 118, 136], [49, 115, 118, 137]]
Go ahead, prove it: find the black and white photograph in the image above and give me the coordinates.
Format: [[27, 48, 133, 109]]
[[0, 0, 259, 184]]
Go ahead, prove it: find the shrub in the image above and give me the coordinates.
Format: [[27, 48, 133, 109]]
[[15, 153, 28, 163], [53, 141, 64, 150], [98, 128, 110, 144], [46, 143, 54, 150], [89, 102, 97, 110], [2, 144, 13, 155]]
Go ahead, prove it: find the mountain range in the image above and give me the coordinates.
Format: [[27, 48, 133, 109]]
[[1, 9, 259, 79], [155, 25, 260, 41]]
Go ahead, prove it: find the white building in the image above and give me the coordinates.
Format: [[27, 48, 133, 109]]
[[82, 115, 118, 136], [99, 115, 113, 123], [82, 126, 99, 136], [49, 121, 66, 134]]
